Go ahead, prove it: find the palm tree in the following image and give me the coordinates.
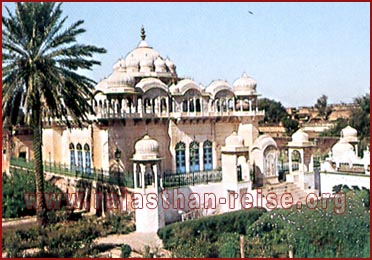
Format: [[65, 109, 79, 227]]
[[2, 2, 106, 226]]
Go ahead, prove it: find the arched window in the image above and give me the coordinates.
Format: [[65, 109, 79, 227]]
[[196, 98, 201, 112], [144, 98, 151, 113], [76, 143, 83, 174], [203, 141, 213, 171], [175, 142, 186, 173], [182, 100, 188, 112], [216, 99, 221, 112], [69, 143, 76, 172], [151, 98, 156, 113], [84, 144, 91, 175], [160, 98, 167, 113], [228, 99, 234, 111], [189, 141, 200, 172]]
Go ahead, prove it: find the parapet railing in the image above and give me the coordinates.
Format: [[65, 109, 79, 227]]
[[96, 110, 265, 120], [9, 157, 134, 188], [163, 170, 222, 188]]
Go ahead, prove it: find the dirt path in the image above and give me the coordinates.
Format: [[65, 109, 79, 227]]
[[94, 231, 170, 257]]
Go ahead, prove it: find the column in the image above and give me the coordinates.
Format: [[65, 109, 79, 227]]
[[240, 99, 243, 112], [185, 144, 190, 173], [124, 99, 127, 115], [153, 164, 158, 190], [187, 100, 190, 116], [299, 149, 305, 189], [288, 148, 293, 175], [133, 163, 138, 189], [141, 164, 146, 194], [138, 98, 142, 114], [157, 97, 161, 114], [193, 96, 196, 114], [199, 143, 204, 171], [166, 98, 170, 116]]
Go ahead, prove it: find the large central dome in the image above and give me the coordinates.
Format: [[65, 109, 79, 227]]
[[122, 26, 177, 76], [95, 27, 178, 94]]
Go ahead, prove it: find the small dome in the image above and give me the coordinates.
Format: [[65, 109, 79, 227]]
[[126, 58, 139, 72], [133, 134, 160, 160], [341, 126, 358, 142], [292, 129, 309, 143], [139, 57, 154, 72], [154, 57, 166, 73], [225, 131, 244, 147], [154, 56, 165, 67], [140, 57, 154, 67], [113, 59, 126, 71], [165, 58, 176, 72], [233, 73, 257, 96], [205, 80, 233, 98], [107, 71, 135, 87], [332, 139, 356, 161]]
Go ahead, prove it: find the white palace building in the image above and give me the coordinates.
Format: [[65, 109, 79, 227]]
[[4, 28, 370, 232]]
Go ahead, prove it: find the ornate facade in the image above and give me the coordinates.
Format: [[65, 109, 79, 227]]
[[40, 28, 278, 184]]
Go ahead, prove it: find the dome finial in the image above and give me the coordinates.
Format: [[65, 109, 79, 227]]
[[141, 25, 146, 41]]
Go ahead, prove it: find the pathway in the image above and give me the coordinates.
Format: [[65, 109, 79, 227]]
[[94, 231, 170, 258]]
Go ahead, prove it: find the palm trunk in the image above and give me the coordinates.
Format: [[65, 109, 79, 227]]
[[32, 108, 48, 226]]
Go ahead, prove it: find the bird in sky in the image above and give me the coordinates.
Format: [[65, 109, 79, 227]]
[[248, 10, 254, 15]]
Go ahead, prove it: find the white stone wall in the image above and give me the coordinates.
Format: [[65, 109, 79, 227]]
[[320, 172, 370, 194]]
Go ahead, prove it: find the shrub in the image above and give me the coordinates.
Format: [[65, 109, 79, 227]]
[[158, 208, 265, 257], [120, 244, 132, 258], [2, 168, 65, 218], [217, 233, 240, 258], [246, 188, 370, 258]]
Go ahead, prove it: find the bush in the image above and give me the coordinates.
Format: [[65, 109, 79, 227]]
[[101, 213, 135, 235], [246, 188, 370, 258], [158, 208, 265, 257], [217, 233, 240, 258], [120, 244, 132, 258], [2, 168, 65, 218]]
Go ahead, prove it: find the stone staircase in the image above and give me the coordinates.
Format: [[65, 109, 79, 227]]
[[260, 182, 309, 209]]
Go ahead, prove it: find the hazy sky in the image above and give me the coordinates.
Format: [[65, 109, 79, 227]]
[[2, 2, 370, 107]]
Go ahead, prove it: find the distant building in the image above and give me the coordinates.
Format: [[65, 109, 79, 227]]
[[320, 125, 370, 193]]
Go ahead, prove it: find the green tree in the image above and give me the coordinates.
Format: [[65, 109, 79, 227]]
[[350, 93, 370, 151], [258, 98, 287, 124], [314, 94, 332, 120], [2, 2, 106, 226], [320, 117, 348, 137], [258, 98, 299, 135], [282, 116, 299, 136], [320, 93, 369, 153]]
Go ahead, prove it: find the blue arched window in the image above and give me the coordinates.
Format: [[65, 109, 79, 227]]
[[84, 144, 91, 175], [203, 140, 213, 171], [189, 141, 200, 172], [69, 143, 76, 172], [175, 142, 186, 173], [76, 143, 83, 173]]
